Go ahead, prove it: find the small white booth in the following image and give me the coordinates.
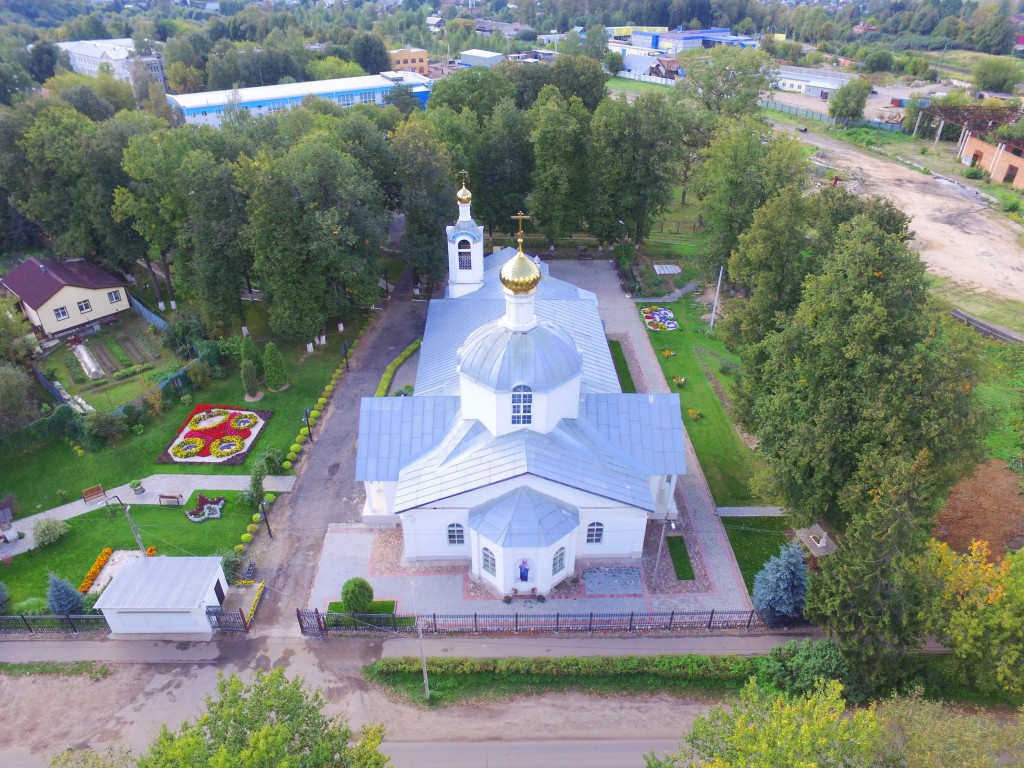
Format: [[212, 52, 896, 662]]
[[94, 556, 227, 639]]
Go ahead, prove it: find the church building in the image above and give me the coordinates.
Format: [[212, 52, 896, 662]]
[[355, 184, 688, 598]]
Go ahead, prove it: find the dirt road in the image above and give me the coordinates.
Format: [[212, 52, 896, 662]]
[[794, 130, 1024, 302]]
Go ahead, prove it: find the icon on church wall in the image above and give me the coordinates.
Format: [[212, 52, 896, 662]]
[[519, 559, 530, 582]]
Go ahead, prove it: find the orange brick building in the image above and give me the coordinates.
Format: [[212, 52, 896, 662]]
[[389, 47, 429, 75], [961, 134, 1024, 189]]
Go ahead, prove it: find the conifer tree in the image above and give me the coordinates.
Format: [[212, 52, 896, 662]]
[[239, 335, 262, 377], [241, 360, 260, 398], [753, 542, 808, 626], [262, 341, 287, 391], [48, 573, 83, 615]]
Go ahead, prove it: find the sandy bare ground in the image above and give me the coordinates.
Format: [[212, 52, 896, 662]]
[[0, 651, 705, 766], [793, 130, 1024, 302]]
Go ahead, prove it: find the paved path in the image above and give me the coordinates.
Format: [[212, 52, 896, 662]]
[[718, 506, 786, 517], [0, 474, 296, 557]]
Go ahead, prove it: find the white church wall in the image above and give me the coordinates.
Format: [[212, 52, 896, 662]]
[[649, 474, 679, 517], [459, 376, 500, 434], [399, 509, 469, 561], [461, 374, 581, 437]]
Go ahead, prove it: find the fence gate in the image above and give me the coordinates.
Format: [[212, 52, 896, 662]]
[[207, 607, 248, 633], [296, 609, 325, 636]]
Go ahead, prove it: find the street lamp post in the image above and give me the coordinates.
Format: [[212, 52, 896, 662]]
[[259, 500, 273, 539], [302, 407, 314, 443], [652, 517, 677, 586], [107, 494, 147, 555], [342, 340, 350, 371], [618, 219, 627, 244]]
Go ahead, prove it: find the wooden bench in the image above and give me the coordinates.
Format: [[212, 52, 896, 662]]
[[81, 485, 105, 505], [159, 494, 184, 506]]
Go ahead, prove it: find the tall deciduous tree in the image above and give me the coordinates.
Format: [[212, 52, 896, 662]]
[[136, 669, 388, 768], [476, 98, 534, 237], [590, 93, 681, 244], [527, 87, 589, 243], [240, 136, 384, 340], [548, 54, 609, 112], [0, 298, 34, 365], [693, 116, 807, 273], [675, 45, 775, 118], [916, 539, 1024, 695], [646, 679, 882, 768], [392, 117, 454, 284], [426, 67, 516, 126], [0, 362, 35, 431], [829, 78, 873, 121], [742, 217, 985, 525]]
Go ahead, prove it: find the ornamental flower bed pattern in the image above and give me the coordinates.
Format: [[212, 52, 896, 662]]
[[157, 404, 272, 466], [640, 305, 679, 331], [79, 547, 113, 593]]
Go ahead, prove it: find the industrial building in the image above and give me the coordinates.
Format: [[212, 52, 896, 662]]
[[167, 72, 432, 126]]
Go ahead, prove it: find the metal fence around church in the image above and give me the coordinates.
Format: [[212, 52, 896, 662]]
[[296, 608, 765, 637]]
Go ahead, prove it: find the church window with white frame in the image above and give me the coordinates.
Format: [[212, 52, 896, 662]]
[[482, 547, 496, 575], [552, 547, 566, 575], [586, 522, 604, 544], [457, 239, 472, 270], [511, 385, 532, 425], [447, 523, 464, 545]]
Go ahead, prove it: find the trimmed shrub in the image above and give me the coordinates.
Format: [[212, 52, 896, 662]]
[[317, 398, 327, 407], [282, 460, 292, 470], [752, 542, 808, 627], [259, 448, 284, 474], [299, 427, 309, 437], [374, 338, 422, 397], [341, 577, 374, 614], [296, 434, 307, 444], [310, 409, 321, 419], [34, 518, 70, 549], [220, 547, 244, 579], [762, 639, 868, 704], [286, 452, 297, 461], [247, 524, 258, 534], [263, 341, 287, 390], [240, 533, 252, 543], [0, 582, 8, 614], [48, 573, 84, 614], [241, 360, 260, 398], [289, 444, 302, 454]]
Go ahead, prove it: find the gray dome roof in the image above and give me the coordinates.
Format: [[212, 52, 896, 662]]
[[459, 321, 581, 392]]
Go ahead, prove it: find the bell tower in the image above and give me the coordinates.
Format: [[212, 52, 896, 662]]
[[446, 173, 484, 298]]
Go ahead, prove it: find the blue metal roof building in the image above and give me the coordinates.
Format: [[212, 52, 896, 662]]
[[167, 71, 432, 126]]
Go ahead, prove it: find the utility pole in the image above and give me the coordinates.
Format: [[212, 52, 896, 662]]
[[108, 495, 146, 555]]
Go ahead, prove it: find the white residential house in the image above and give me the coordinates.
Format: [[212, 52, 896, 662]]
[[355, 184, 687, 599], [55, 38, 167, 88], [0, 258, 129, 338]]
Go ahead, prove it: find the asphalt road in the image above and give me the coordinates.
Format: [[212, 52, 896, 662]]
[[381, 738, 681, 767]]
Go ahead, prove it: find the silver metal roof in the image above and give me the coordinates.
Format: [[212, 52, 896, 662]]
[[355, 396, 460, 480], [416, 294, 618, 396], [94, 557, 223, 612], [583, 394, 688, 474], [459, 322, 581, 392], [392, 414, 657, 511], [469, 487, 579, 547]]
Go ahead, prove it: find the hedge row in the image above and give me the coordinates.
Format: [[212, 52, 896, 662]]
[[374, 338, 422, 397], [367, 654, 765, 681]]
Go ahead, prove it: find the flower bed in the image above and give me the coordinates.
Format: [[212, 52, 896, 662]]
[[78, 548, 113, 593], [187, 494, 227, 523], [157, 403, 272, 465], [640, 305, 679, 331]]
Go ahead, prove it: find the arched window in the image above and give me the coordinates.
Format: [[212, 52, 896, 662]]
[[586, 522, 604, 544], [512, 385, 532, 425], [447, 523, 464, 545], [457, 239, 472, 270], [482, 547, 496, 576], [552, 547, 566, 575]]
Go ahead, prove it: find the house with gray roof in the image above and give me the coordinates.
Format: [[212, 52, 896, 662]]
[[355, 184, 687, 599]]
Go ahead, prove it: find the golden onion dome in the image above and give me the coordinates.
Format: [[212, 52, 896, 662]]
[[456, 184, 472, 204], [499, 243, 541, 294]]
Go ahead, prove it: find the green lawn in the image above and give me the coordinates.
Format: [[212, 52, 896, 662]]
[[607, 339, 636, 393], [3, 329, 356, 517], [975, 339, 1024, 462], [926, 276, 1024, 335], [667, 535, 695, 580], [648, 299, 766, 506], [2, 490, 250, 607], [721, 516, 790, 591], [606, 76, 672, 94]]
